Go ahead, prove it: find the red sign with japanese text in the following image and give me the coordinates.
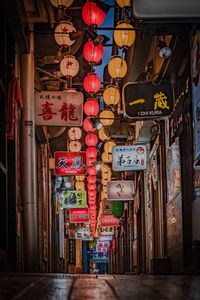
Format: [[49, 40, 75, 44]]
[[54, 151, 86, 175], [35, 91, 83, 126], [100, 215, 120, 227], [69, 208, 89, 223]]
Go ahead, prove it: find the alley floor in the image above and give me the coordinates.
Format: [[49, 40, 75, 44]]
[[0, 273, 200, 300]]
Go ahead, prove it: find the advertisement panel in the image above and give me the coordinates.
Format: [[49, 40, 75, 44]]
[[98, 226, 114, 236], [100, 215, 120, 227], [112, 145, 147, 171], [69, 208, 89, 223], [75, 227, 93, 241], [54, 151, 86, 175], [35, 91, 83, 126], [107, 180, 134, 201], [62, 190, 87, 208], [122, 81, 173, 119]]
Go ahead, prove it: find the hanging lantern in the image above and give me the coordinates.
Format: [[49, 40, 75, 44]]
[[86, 156, 96, 167], [84, 98, 99, 116], [75, 175, 85, 181], [83, 118, 96, 133], [101, 190, 107, 200], [88, 199, 96, 206], [101, 178, 108, 186], [54, 21, 76, 47], [98, 127, 109, 141], [116, 0, 131, 8], [75, 181, 85, 190], [86, 147, 98, 159], [88, 183, 96, 191], [114, 21, 135, 49], [112, 201, 124, 218], [83, 40, 104, 64], [85, 133, 98, 147], [99, 110, 114, 126], [88, 190, 96, 198], [87, 167, 97, 176], [108, 55, 127, 79], [60, 55, 79, 78], [103, 85, 120, 106], [82, 1, 106, 26], [68, 127, 82, 140], [50, 0, 74, 8], [83, 73, 101, 94], [104, 140, 116, 153], [69, 141, 82, 152], [87, 176, 97, 184], [101, 151, 112, 163]]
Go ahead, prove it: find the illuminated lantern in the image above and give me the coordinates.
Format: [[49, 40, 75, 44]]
[[69, 141, 82, 152], [68, 127, 82, 140], [86, 157, 96, 167], [108, 55, 127, 79], [88, 199, 96, 205], [84, 99, 99, 116], [98, 127, 109, 141], [88, 167, 97, 176], [101, 178, 108, 186], [85, 133, 98, 147], [101, 190, 107, 200], [86, 147, 98, 159], [83, 73, 101, 94], [60, 55, 79, 78], [103, 85, 120, 106], [88, 183, 96, 191], [99, 110, 114, 126], [114, 22, 135, 48], [112, 201, 124, 217], [83, 118, 96, 133], [82, 1, 106, 26], [75, 181, 85, 190], [88, 190, 96, 198], [54, 21, 76, 47], [87, 176, 97, 184], [75, 175, 85, 181], [83, 40, 104, 64], [116, 0, 131, 8], [104, 140, 116, 153], [50, 0, 74, 8], [101, 151, 112, 163]]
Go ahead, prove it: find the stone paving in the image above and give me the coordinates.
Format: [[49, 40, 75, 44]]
[[0, 273, 200, 299]]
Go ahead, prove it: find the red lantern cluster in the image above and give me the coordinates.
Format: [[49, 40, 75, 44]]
[[83, 41, 104, 64], [82, 1, 106, 26], [83, 73, 101, 94], [83, 118, 95, 132], [85, 133, 98, 147]]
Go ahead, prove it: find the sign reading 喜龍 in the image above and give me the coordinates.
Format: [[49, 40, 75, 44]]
[[54, 151, 86, 175], [112, 145, 147, 171], [35, 91, 83, 126], [122, 81, 173, 119]]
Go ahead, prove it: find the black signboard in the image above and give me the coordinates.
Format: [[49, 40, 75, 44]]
[[122, 81, 173, 119], [69, 239, 76, 264]]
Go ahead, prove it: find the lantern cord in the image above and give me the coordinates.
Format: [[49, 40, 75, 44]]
[[36, 67, 68, 84]]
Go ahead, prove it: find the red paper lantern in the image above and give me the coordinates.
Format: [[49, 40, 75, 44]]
[[83, 118, 95, 132], [87, 175, 97, 184], [85, 133, 98, 147], [88, 190, 96, 198], [82, 1, 106, 26], [83, 73, 101, 94], [86, 157, 96, 167], [88, 183, 96, 191], [84, 98, 99, 116], [83, 41, 104, 64], [87, 167, 97, 176], [86, 147, 98, 158]]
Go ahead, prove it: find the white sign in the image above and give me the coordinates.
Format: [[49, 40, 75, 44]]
[[107, 180, 134, 201], [112, 145, 147, 171], [75, 227, 93, 241], [98, 226, 114, 236], [35, 91, 83, 126]]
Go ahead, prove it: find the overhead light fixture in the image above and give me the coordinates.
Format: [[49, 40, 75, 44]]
[[157, 37, 172, 59], [84, 27, 110, 46], [89, 117, 103, 130]]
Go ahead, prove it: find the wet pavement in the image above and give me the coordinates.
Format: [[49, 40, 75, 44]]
[[0, 273, 200, 300]]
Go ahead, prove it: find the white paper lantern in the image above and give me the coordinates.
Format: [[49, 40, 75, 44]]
[[69, 141, 82, 152], [68, 127, 82, 140], [60, 55, 79, 78], [54, 21, 76, 47]]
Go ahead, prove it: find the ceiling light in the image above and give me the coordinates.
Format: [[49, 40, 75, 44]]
[[157, 37, 172, 59]]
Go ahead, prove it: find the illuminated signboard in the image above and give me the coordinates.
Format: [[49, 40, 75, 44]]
[[62, 190, 87, 208], [69, 208, 89, 224], [107, 180, 134, 201], [54, 151, 86, 175]]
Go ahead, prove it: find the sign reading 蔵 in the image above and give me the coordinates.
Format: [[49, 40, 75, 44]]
[[122, 81, 173, 119], [112, 145, 147, 171], [35, 91, 83, 126]]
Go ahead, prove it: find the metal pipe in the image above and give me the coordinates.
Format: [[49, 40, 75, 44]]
[[21, 23, 39, 272]]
